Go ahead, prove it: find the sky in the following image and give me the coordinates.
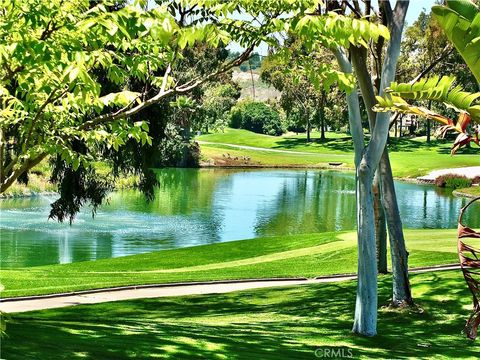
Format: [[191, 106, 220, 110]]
[[228, 0, 439, 55], [144, 0, 439, 56]]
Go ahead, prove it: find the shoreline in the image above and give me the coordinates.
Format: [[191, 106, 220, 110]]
[[1, 165, 477, 200]]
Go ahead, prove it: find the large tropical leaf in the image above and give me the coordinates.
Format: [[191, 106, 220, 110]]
[[380, 76, 480, 123], [374, 82, 480, 154], [432, 0, 480, 84]]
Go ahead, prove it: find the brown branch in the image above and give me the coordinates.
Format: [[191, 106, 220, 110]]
[[1, 64, 24, 82], [23, 87, 68, 152], [409, 46, 455, 84], [78, 45, 254, 131], [0, 153, 48, 193]]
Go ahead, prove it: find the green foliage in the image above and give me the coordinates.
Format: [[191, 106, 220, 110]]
[[198, 83, 240, 132], [261, 36, 348, 138], [239, 52, 263, 72], [432, 0, 480, 84], [375, 76, 480, 128], [156, 123, 200, 167], [434, 174, 472, 189], [375, 1, 480, 153], [229, 100, 283, 136]]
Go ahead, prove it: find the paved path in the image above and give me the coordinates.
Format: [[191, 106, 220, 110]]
[[197, 141, 347, 157], [418, 166, 480, 182], [0, 265, 460, 313]]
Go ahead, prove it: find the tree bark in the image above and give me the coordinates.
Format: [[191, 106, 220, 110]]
[[320, 90, 326, 141], [352, 162, 378, 336], [335, 49, 377, 336], [378, 150, 413, 306], [373, 171, 388, 273], [350, 20, 412, 306], [335, 0, 409, 336], [307, 110, 312, 142]]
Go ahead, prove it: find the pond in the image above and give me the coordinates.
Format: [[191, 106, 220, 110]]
[[1, 168, 479, 268]]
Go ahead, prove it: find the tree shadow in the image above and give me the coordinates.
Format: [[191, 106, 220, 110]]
[[3, 271, 478, 359], [272, 137, 355, 153]]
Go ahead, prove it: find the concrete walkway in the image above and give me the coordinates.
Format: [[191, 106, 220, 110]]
[[418, 166, 480, 182], [0, 265, 460, 313]]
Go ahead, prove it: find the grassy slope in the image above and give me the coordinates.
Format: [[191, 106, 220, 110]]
[[3, 271, 478, 359], [197, 128, 480, 178], [0, 229, 459, 298], [456, 186, 480, 197]]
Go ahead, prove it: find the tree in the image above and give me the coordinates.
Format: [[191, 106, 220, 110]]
[[0, 0, 274, 220], [229, 100, 283, 135], [375, 0, 480, 153], [261, 37, 343, 141], [396, 8, 477, 141], [327, 0, 410, 335], [197, 82, 241, 133]]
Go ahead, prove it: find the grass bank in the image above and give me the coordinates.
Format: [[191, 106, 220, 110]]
[[2, 270, 477, 359], [455, 186, 480, 198], [0, 229, 459, 298], [197, 128, 480, 178]]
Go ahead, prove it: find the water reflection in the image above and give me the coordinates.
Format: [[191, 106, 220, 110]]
[[0, 168, 478, 268]]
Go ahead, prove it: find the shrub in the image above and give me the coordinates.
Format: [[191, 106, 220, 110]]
[[229, 100, 283, 136], [435, 174, 472, 189]]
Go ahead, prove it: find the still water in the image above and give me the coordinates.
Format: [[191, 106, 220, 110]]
[[1, 168, 479, 268]]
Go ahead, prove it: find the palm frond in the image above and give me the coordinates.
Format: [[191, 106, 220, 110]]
[[380, 76, 480, 123], [432, 1, 480, 84]]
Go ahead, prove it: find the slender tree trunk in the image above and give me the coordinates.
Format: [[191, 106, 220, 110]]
[[426, 100, 432, 143], [399, 115, 403, 137], [249, 61, 256, 100], [353, 163, 378, 336], [378, 150, 413, 306], [320, 91, 326, 141], [307, 112, 311, 142], [373, 171, 388, 273], [350, 37, 412, 306], [335, 49, 377, 336]]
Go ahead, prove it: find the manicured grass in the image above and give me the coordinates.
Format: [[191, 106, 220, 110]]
[[2, 270, 477, 359], [198, 128, 480, 178], [0, 229, 459, 298], [197, 128, 354, 154], [456, 186, 480, 198], [200, 143, 354, 168]]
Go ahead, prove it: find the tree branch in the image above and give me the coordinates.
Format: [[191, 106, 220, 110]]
[[409, 46, 454, 84], [0, 153, 48, 193], [78, 46, 254, 131], [365, 0, 409, 169]]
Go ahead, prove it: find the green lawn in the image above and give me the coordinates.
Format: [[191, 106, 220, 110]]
[[456, 186, 480, 198], [1, 229, 459, 298], [2, 270, 477, 359], [197, 128, 480, 178]]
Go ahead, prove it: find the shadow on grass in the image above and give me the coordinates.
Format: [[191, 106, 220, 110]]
[[3, 271, 478, 359], [387, 137, 480, 155], [272, 137, 355, 153]]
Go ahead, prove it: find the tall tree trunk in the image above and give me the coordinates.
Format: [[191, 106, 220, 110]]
[[307, 112, 311, 142], [335, 49, 377, 336], [379, 150, 413, 306], [350, 30, 412, 307], [320, 90, 326, 141], [249, 61, 256, 100], [373, 171, 388, 274], [426, 100, 432, 143], [353, 162, 378, 336]]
